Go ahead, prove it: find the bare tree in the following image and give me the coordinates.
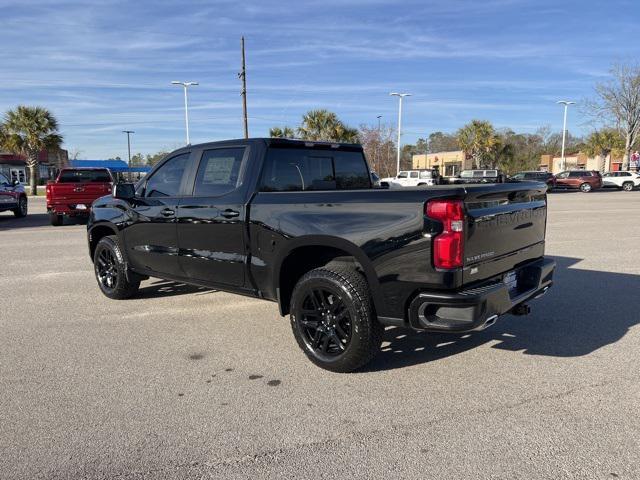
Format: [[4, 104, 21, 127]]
[[358, 123, 396, 178], [587, 63, 640, 170]]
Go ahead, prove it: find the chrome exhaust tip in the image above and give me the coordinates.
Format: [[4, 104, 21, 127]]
[[480, 314, 498, 330], [533, 286, 549, 299]]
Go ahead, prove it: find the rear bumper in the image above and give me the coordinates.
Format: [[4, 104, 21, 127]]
[[407, 257, 555, 332], [47, 202, 92, 216]]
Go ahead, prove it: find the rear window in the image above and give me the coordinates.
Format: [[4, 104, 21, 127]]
[[260, 147, 371, 192], [58, 169, 112, 183]]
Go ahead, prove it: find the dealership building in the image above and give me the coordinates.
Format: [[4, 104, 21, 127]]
[[0, 148, 68, 184]]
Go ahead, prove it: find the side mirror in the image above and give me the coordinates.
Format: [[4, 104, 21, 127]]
[[12, 179, 19, 187], [113, 182, 135, 200]]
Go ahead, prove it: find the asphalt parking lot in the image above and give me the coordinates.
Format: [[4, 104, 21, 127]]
[[1, 191, 639, 479]]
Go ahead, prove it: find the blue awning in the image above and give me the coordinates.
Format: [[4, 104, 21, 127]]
[[70, 160, 152, 173]]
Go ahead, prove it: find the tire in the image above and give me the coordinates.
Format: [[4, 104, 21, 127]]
[[622, 182, 634, 192], [290, 264, 384, 373], [12, 196, 27, 218], [93, 235, 140, 299], [49, 212, 63, 226], [579, 182, 592, 193]]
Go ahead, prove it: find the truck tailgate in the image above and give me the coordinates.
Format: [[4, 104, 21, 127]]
[[47, 183, 112, 203], [462, 182, 548, 284]]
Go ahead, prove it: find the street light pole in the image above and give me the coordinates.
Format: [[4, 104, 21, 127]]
[[172, 81, 199, 145], [390, 92, 411, 176], [375, 115, 382, 172], [122, 130, 134, 181], [557, 100, 575, 171]]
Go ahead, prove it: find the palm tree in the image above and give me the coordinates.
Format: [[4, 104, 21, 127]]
[[584, 128, 625, 172], [297, 109, 359, 143], [269, 126, 296, 138], [1, 106, 63, 195], [456, 120, 497, 169]]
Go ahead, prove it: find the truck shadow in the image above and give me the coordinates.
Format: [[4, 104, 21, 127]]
[[364, 255, 640, 372], [0, 212, 86, 230]]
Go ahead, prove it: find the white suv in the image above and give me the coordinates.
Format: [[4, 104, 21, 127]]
[[602, 171, 640, 191], [380, 170, 436, 188]]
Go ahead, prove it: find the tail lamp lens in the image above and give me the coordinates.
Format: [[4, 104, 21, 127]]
[[426, 199, 464, 269]]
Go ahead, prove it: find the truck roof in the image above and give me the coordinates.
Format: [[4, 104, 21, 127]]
[[170, 137, 363, 155]]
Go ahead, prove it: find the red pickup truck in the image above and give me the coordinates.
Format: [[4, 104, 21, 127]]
[[46, 168, 114, 226]]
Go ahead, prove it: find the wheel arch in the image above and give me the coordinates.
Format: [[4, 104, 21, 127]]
[[88, 222, 119, 261], [274, 236, 382, 317]]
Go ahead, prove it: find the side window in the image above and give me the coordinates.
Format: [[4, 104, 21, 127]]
[[620, 172, 631, 177], [409, 171, 419, 178], [397, 171, 408, 179], [557, 172, 569, 179], [260, 148, 370, 191], [568, 171, 582, 178], [192, 148, 245, 197], [0, 173, 9, 185], [144, 153, 190, 197]]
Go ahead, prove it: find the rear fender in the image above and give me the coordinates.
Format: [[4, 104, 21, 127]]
[[273, 235, 383, 315]]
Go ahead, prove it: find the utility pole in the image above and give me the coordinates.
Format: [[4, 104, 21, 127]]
[[557, 100, 575, 171], [171, 81, 199, 145], [390, 92, 411, 176], [239, 36, 249, 139], [375, 115, 382, 173], [122, 130, 134, 181]]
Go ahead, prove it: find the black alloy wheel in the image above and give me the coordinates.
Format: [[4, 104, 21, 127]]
[[290, 265, 383, 372], [298, 287, 352, 357], [96, 247, 118, 290], [93, 235, 140, 299]]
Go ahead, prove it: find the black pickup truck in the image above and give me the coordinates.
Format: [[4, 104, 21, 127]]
[[87, 138, 555, 372]]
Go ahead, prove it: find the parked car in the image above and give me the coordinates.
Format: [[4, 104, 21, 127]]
[[452, 169, 506, 184], [87, 138, 555, 372], [601, 171, 640, 191], [380, 169, 438, 188], [554, 170, 603, 193], [46, 168, 114, 226], [510, 171, 556, 190], [0, 172, 28, 218]]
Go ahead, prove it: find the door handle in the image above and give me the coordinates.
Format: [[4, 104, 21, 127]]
[[220, 209, 240, 218], [161, 208, 175, 217]]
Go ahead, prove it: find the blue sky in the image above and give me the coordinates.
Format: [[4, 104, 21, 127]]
[[1, 0, 639, 158]]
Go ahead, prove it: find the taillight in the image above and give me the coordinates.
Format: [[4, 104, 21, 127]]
[[426, 199, 464, 269], [45, 184, 51, 198]]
